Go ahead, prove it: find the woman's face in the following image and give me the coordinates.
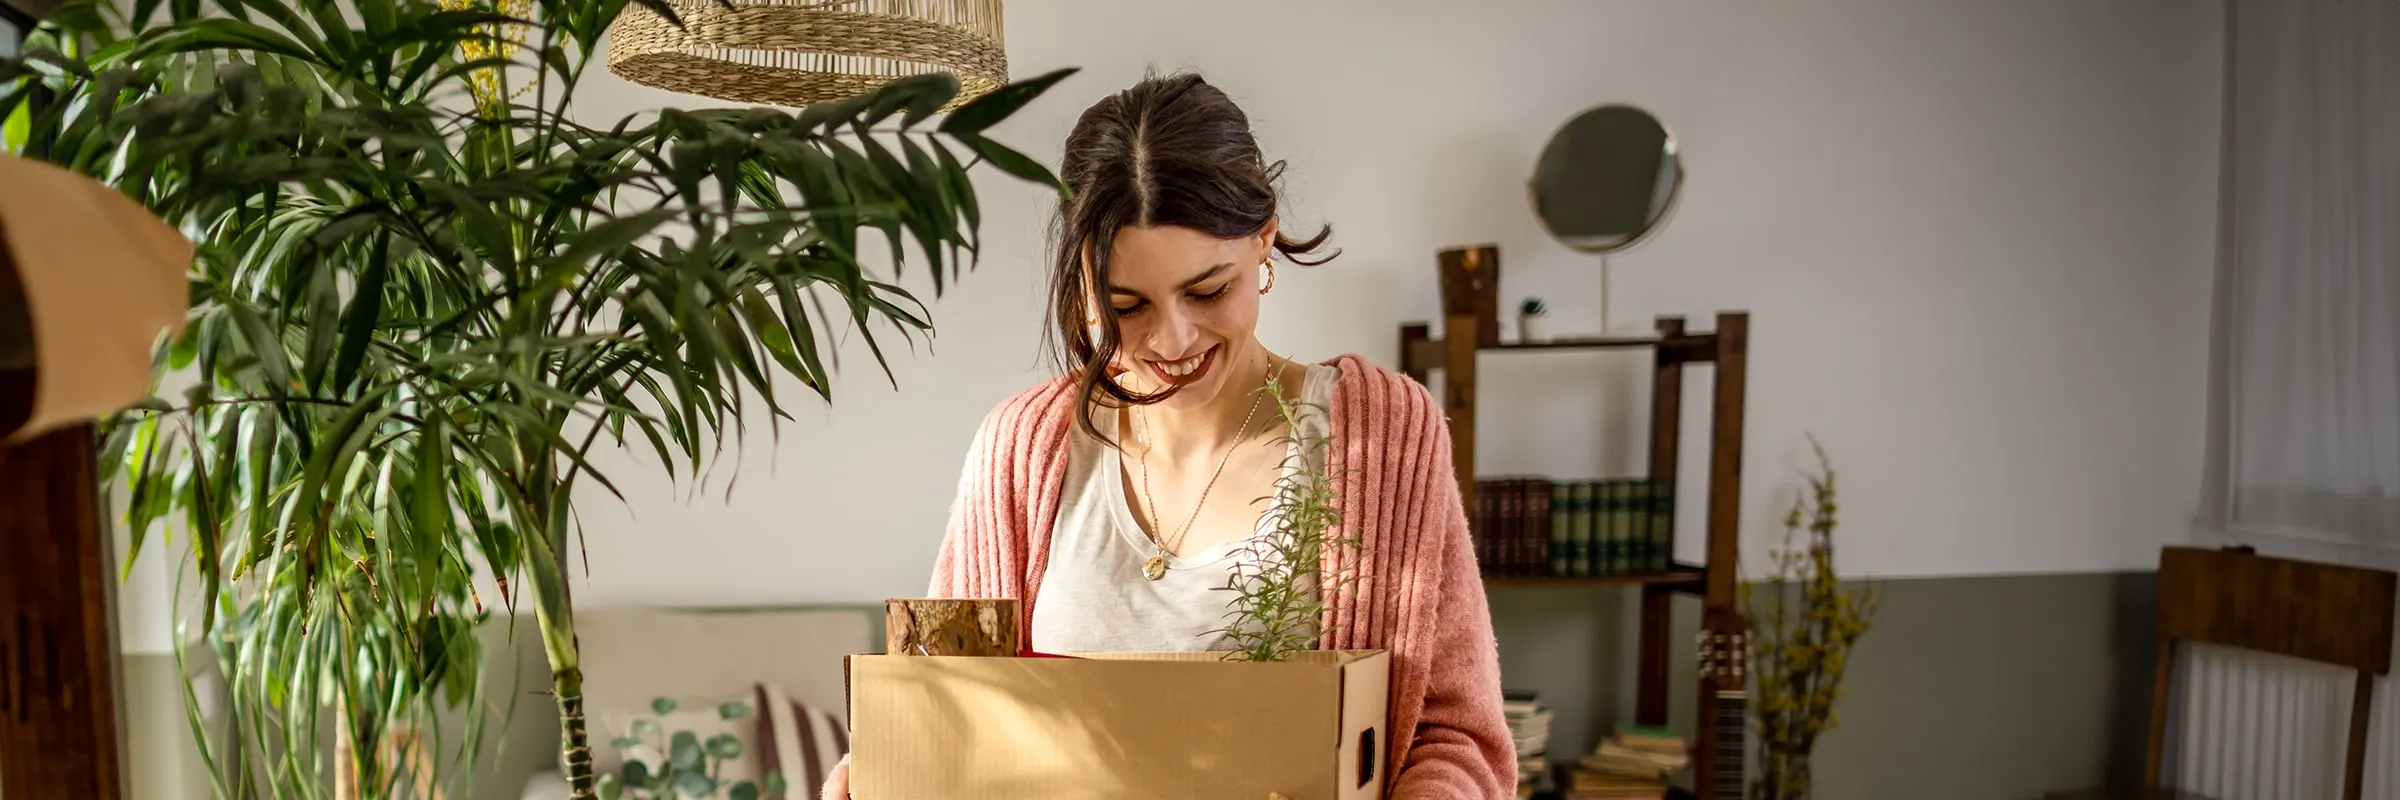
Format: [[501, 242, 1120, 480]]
[[1097, 222, 1275, 410]]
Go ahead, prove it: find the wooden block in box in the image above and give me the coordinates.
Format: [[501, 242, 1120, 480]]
[[847, 650, 1391, 800]]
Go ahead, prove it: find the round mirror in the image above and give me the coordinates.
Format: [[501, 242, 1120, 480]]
[[1529, 105, 1684, 253]]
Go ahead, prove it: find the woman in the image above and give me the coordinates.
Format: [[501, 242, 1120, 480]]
[[826, 72, 1514, 799]]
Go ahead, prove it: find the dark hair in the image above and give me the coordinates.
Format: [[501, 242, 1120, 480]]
[[1045, 71, 1336, 443]]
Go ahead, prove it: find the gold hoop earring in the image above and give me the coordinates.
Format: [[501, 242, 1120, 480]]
[[1258, 260, 1276, 295]]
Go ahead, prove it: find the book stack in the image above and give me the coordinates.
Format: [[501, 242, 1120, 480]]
[[1473, 477, 1675, 578], [1503, 691, 1554, 798], [1564, 725, 1689, 800]]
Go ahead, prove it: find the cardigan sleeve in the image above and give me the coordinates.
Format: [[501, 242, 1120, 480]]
[[1382, 369, 1518, 799]]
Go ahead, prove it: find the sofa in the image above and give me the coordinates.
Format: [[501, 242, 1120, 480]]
[[518, 605, 881, 800]]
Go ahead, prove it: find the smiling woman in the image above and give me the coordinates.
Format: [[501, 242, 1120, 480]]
[[822, 71, 1518, 800]]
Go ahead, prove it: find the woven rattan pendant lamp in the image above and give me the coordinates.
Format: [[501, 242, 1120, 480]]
[[607, 0, 1007, 110]]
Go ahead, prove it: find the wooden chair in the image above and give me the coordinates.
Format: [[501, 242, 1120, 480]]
[[2053, 546, 2397, 800]]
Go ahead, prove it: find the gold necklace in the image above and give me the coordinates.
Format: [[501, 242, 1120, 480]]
[[1132, 359, 1287, 581]]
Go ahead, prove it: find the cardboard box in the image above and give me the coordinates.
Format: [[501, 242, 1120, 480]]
[[847, 650, 1390, 800]]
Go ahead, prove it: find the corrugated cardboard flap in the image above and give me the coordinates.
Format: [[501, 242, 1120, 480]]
[[849, 649, 1390, 800]]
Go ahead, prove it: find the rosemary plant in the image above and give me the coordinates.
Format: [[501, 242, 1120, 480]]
[[1741, 437, 1881, 800], [1214, 371, 1360, 663]]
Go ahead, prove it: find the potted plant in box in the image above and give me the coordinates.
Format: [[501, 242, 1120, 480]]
[[1216, 370, 1361, 662]]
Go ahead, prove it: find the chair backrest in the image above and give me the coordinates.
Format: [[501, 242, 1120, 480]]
[[2146, 546, 2398, 799]]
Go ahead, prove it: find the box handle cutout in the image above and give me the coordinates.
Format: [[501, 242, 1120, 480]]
[[1356, 727, 1378, 788]]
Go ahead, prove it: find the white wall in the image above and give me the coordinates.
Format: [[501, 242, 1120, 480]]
[[548, 0, 2224, 609]]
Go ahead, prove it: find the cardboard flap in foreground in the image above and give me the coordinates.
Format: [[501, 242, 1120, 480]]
[[849, 650, 1390, 800]]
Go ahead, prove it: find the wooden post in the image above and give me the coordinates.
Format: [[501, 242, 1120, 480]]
[[1441, 313, 1480, 519], [1636, 584, 1674, 727], [1636, 315, 1687, 727], [1398, 323, 1431, 385], [2344, 672, 2373, 800], [0, 422, 129, 800], [1694, 312, 1748, 800], [1703, 312, 1747, 612]]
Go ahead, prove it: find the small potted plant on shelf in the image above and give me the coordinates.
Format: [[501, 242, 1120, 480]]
[[1517, 297, 1550, 343]]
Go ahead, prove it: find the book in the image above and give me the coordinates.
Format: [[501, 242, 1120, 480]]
[[1597, 481, 1613, 573], [1503, 691, 1554, 796], [1497, 480, 1516, 574], [1525, 478, 1553, 578], [1625, 480, 1652, 573], [1612, 724, 1687, 755], [1564, 724, 1687, 800], [1551, 482, 1573, 577], [1573, 481, 1597, 577]]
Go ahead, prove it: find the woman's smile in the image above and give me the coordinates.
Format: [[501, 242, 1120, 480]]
[[1145, 345, 1218, 386]]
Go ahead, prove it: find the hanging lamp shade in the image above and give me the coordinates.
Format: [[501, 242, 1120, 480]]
[[607, 0, 1007, 110]]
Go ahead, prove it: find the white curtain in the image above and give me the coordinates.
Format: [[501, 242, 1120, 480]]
[[2182, 5, 2400, 798], [2201, 0, 2400, 568]]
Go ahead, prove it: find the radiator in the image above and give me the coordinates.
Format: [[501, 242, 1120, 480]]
[[2172, 641, 2398, 799]]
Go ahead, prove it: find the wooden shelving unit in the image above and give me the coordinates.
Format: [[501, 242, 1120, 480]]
[[1398, 310, 1749, 799]]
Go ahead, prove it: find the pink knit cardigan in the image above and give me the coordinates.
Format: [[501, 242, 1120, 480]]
[[924, 353, 1514, 798]]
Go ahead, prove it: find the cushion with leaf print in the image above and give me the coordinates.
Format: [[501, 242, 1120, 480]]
[[597, 695, 770, 800]]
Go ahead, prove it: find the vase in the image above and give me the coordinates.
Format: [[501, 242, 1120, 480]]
[[1756, 747, 1814, 800], [1517, 314, 1547, 344]]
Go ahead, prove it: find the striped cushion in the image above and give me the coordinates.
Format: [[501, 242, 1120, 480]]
[[755, 682, 849, 799]]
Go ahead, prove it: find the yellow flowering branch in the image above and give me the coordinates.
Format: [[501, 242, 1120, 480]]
[[1741, 436, 1880, 800]]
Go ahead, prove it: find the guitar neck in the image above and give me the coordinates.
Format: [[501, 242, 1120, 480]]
[[1712, 690, 1746, 800]]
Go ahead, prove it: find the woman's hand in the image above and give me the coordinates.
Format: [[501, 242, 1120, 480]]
[[820, 759, 850, 799], [824, 761, 1288, 799]]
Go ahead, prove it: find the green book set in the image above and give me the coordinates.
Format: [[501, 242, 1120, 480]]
[[1471, 477, 1675, 578]]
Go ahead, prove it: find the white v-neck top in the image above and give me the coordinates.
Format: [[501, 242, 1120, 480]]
[[1028, 363, 1336, 654]]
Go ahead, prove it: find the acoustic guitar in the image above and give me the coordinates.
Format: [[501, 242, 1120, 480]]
[[1695, 606, 1750, 800]]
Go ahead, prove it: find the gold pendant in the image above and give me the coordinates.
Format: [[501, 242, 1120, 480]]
[[1142, 555, 1168, 581]]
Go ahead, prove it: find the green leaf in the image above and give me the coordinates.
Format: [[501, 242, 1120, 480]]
[[668, 731, 703, 771], [620, 759, 651, 786], [673, 771, 714, 799], [609, 737, 640, 751], [956, 132, 1060, 189], [651, 697, 678, 716], [729, 781, 760, 800], [632, 719, 661, 739], [412, 411, 447, 606], [763, 772, 788, 798], [116, 18, 326, 68], [2, 96, 28, 153], [597, 775, 624, 800], [541, 208, 675, 289], [930, 138, 980, 237], [897, 73, 961, 128], [223, 299, 291, 393], [939, 66, 1077, 136], [716, 700, 750, 721], [705, 732, 742, 760], [331, 234, 392, 395]]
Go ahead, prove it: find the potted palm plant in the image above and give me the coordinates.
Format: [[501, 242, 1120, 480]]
[[1, 1, 1068, 797]]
